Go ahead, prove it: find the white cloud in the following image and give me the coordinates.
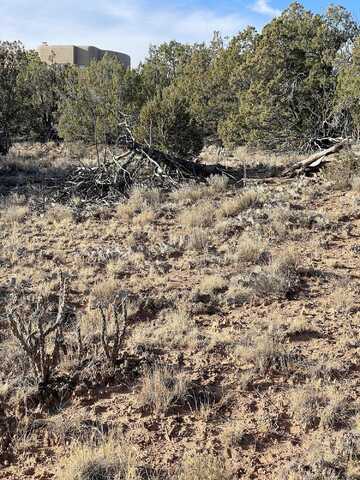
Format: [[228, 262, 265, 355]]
[[0, 0, 253, 66], [250, 0, 281, 17]]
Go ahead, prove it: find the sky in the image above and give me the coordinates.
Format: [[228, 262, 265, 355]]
[[1, 0, 359, 66]]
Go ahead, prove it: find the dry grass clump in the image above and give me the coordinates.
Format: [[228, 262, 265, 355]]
[[137, 366, 189, 414], [266, 207, 329, 241], [131, 309, 200, 350], [233, 145, 297, 169], [267, 208, 290, 240], [281, 432, 360, 480], [56, 436, 138, 480], [320, 394, 358, 431], [293, 387, 358, 433], [250, 248, 300, 298], [217, 198, 244, 218], [133, 209, 155, 226], [309, 357, 343, 383], [77, 306, 103, 342], [292, 387, 328, 432], [0, 337, 34, 389], [186, 227, 210, 251], [47, 204, 73, 223], [217, 189, 259, 219], [321, 151, 360, 190], [268, 206, 301, 235], [252, 334, 293, 374], [232, 234, 268, 264], [116, 201, 142, 223], [178, 202, 214, 228], [46, 412, 104, 445], [221, 418, 248, 449], [177, 453, 229, 480], [328, 285, 355, 315], [106, 257, 127, 277], [207, 175, 229, 193], [198, 275, 227, 295], [116, 187, 158, 223], [239, 329, 294, 375], [0, 383, 10, 399], [170, 184, 210, 203], [285, 316, 322, 342], [214, 219, 231, 234], [226, 284, 253, 307], [282, 457, 345, 480], [351, 176, 360, 192], [90, 277, 119, 307], [131, 186, 161, 207], [0, 205, 30, 225]]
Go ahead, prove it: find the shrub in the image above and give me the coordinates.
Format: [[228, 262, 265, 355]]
[[0, 41, 28, 155], [58, 55, 142, 149], [136, 85, 203, 157], [97, 300, 127, 368]]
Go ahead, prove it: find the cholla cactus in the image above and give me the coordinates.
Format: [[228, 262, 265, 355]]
[[98, 298, 127, 367], [6, 275, 67, 385]]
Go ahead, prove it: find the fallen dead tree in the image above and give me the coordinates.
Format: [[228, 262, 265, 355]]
[[282, 140, 349, 177], [62, 138, 244, 199], [57, 135, 355, 200]]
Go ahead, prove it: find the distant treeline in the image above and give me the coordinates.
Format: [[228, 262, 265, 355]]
[[1, 2, 360, 157]]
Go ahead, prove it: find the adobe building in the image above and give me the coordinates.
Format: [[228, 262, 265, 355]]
[[37, 43, 131, 69]]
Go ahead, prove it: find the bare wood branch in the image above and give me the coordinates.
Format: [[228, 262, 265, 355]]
[[282, 140, 349, 177]]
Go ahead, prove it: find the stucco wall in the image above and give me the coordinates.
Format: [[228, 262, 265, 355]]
[[38, 44, 131, 68], [38, 45, 75, 65]]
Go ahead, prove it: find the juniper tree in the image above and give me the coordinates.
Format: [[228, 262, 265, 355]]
[[0, 41, 28, 155]]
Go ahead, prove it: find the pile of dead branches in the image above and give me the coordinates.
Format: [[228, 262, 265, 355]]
[[59, 133, 356, 200], [61, 137, 244, 200]]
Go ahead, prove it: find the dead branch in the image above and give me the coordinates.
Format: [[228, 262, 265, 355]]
[[282, 140, 349, 177]]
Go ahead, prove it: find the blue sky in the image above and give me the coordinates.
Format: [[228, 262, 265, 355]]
[[1, 1, 359, 65]]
